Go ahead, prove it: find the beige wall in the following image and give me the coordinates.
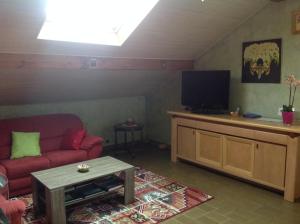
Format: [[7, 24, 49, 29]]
[[146, 71, 182, 144], [195, 0, 300, 118], [0, 68, 173, 145], [0, 68, 159, 145], [0, 97, 145, 146], [146, 0, 300, 144]]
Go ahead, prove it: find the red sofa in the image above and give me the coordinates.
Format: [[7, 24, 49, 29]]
[[0, 114, 103, 197]]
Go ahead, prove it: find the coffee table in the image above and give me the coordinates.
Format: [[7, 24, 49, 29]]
[[31, 156, 135, 224]]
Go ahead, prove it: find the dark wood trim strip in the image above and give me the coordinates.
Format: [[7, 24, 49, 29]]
[[0, 53, 194, 71]]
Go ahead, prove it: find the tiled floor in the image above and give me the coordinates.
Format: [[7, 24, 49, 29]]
[[111, 146, 300, 224]]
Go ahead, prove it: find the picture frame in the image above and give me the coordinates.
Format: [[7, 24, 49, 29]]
[[242, 38, 282, 83], [292, 10, 300, 34]]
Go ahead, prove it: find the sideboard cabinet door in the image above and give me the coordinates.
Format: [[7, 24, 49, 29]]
[[196, 130, 223, 168], [177, 126, 196, 160], [253, 142, 286, 188], [223, 136, 255, 177]]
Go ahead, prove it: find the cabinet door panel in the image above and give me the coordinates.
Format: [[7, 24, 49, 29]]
[[223, 136, 255, 177], [254, 142, 286, 188], [177, 126, 196, 160], [196, 131, 222, 168]]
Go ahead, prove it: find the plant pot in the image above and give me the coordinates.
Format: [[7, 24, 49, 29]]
[[282, 111, 294, 124]]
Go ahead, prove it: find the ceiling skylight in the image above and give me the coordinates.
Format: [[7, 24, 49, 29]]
[[38, 0, 160, 46]]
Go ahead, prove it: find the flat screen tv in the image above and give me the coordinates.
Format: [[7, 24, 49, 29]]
[[181, 70, 230, 114]]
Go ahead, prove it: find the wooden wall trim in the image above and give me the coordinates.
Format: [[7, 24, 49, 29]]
[[0, 53, 194, 71]]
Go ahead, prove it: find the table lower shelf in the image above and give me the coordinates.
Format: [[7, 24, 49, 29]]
[[37, 174, 124, 208]]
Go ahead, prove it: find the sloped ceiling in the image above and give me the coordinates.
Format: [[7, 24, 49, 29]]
[[0, 0, 270, 60]]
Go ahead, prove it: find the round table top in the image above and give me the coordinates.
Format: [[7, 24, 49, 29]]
[[114, 122, 144, 131]]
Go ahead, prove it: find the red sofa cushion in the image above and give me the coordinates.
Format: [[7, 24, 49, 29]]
[[8, 177, 32, 194], [61, 129, 86, 150], [45, 150, 87, 167], [0, 156, 50, 179], [80, 136, 103, 150]]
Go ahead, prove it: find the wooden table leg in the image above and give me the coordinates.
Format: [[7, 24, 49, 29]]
[[32, 177, 41, 217], [45, 187, 66, 224], [114, 129, 118, 148], [124, 167, 135, 205]]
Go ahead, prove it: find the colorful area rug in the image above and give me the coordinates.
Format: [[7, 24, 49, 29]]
[[19, 167, 212, 223]]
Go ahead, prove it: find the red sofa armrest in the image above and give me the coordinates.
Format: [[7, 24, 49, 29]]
[[80, 135, 104, 150], [0, 196, 26, 224]]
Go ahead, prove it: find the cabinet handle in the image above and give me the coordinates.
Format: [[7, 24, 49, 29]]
[[256, 143, 259, 149]]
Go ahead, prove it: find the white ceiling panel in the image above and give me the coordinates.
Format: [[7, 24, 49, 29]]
[[0, 0, 270, 59]]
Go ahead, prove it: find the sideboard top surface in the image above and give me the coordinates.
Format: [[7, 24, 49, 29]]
[[168, 110, 300, 135]]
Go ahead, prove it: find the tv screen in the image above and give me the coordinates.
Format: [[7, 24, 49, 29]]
[[181, 70, 230, 113]]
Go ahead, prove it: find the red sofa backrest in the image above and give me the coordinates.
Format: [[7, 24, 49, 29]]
[[0, 114, 83, 160]]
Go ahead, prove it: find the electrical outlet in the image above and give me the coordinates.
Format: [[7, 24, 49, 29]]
[[89, 58, 97, 68]]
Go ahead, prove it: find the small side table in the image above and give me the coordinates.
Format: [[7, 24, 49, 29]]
[[114, 123, 144, 157]]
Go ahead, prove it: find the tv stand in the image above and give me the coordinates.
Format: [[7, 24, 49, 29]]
[[168, 110, 300, 202]]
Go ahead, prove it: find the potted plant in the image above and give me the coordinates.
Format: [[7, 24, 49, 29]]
[[282, 75, 300, 124]]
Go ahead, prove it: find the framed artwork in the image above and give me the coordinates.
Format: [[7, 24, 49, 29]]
[[242, 38, 281, 83], [292, 10, 300, 34]]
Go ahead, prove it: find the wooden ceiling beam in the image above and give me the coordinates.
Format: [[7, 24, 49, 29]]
[[0, 53, 194, 71]]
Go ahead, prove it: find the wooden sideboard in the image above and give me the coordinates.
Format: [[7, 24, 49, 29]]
[[168, 110, 300, 202]]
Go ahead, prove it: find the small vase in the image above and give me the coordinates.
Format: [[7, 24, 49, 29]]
[[282, 111, 294, 124]]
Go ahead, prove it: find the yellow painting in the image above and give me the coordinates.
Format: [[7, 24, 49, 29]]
[[292, 11, 300, 34], [242, 39, 281, 83]]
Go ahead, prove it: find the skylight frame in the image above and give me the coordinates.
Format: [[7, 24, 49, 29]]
[[38, 0, 160, 46]]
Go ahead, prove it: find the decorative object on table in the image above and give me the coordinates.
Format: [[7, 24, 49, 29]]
[[230, 107, 240, 117], [243, 112, 262, 119], [292, 10, 300, 34], [126, 118, 135, 126], [281, 74, 300, 124], [20, 167, 212, 224], [242, 38, 281, 83], [77, 163, 90, 173]]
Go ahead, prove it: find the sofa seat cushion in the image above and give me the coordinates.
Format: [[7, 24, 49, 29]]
[[45, 150, 87, 167], [8, 177, 32, 193], [1, 156, 50, 179]]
